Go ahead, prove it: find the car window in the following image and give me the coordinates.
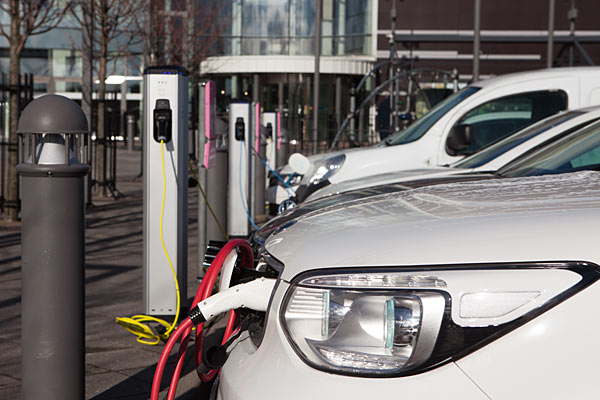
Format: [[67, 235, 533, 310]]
[[499, 120, 600, 177], [448, 90, 568, 156], [570, 147, 600, 169], [454, 111, 583, 169], [383, 86, 480, 146]]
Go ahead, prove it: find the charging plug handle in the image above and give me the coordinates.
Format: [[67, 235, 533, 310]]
[[189, 278, 277, 325]]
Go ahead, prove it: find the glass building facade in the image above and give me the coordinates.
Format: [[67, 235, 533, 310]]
[[204, 0, 377, 151], [214, 0, 372, 57]]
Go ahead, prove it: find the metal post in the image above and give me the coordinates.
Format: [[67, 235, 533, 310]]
[[82, 0, 93, 207], [254, 132, 266, 220], [197, 163, 207, 278], [278, 81, 284, 118], [358, 106, 365, 145], [335, 75, 342, 141], [277, 81, 289, 168], [19, 95, 89, 400], [252, 73, 260, 104], [473, 0, 481, 82], [568, 0, 577, 66], [206, 145, 228, 242], [277, 131, 288, 169], [197, 84, 207, 279], [120, 70, 127, 147], [277, 80, 284, 167], [349, 88, 356, 143], [389, 0, 397, 133], [232, 75, 240, 98], [452, 68, 459, 93], [126, 113, 136, 151], [313, 0, 322, 154], [250, 75, 259, 221], [304, 75, 310, 150], [547, 0, 555, 68]]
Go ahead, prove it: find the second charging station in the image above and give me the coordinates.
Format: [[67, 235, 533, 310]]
[[142, 66, 188, 316]]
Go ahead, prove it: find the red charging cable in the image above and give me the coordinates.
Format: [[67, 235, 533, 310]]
[[151, 239, 254, 400]]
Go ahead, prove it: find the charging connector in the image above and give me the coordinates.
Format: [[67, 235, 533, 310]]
[[189, 278, 277, 326]]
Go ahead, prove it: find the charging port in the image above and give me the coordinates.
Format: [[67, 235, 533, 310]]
[[154, 99, 172, 143]]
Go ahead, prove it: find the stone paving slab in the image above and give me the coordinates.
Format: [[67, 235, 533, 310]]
[[0, 147, 209, 399]]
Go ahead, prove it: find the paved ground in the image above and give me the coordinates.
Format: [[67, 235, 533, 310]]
[[0, 147, 212, 399]]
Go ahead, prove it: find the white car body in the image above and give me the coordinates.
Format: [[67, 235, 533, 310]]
[[305, 106, 600, 202], [219, 171, 600, 399], [268, 67, 600, 206]]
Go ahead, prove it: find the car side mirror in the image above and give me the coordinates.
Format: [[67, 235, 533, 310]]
[[446, 124, 473, 156]]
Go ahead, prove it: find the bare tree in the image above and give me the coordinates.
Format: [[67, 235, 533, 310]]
[[133, 0, 222, 81], [0, 0, 68, 221], [70, 0, 138, 197]]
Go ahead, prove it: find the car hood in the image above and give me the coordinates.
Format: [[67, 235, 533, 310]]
[[305, 166, 460, 201], [255, 173, 496, 245], [265, 171, 600, 280]]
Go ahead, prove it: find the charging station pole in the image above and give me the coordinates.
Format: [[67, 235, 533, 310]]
[[228, 101, 252, 237], [142, 66, 188, 315], [276, 112, 288, 168], [252, 103, 267, 220], [197, 80, 225, 278]]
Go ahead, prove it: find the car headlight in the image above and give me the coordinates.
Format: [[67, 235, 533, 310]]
[[308, 154, 345, 184], [281, 263, 599, 377]]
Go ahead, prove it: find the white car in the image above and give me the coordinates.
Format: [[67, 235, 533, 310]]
[[304, 106, 600, 202], [218, 170, 600, 399], [269, 67, 600, 207], [254, 115, 600, 246]]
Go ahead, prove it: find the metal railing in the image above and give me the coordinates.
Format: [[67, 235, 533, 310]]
[[0, 72, 34, 217]]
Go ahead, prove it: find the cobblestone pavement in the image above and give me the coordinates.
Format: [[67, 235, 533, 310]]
[[0, 146, 211, 399]]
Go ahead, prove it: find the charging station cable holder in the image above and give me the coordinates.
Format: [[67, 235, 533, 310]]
[[153, 99, 172, 143]]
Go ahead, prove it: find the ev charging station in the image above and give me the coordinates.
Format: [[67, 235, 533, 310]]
[[142, 66, 188, 315], [228, 101, 252, 237]]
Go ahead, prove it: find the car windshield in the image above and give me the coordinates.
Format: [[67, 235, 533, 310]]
[[383, 86, 481, 146], [499, 119, 600, 177], [454, 111, 584, 169]]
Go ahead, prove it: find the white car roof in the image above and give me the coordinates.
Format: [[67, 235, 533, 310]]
[[472, 66, 600, 89], [267, 171, 600, 280]]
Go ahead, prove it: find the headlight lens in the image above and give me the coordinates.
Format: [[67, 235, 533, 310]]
[[281, 264, 599, 377], [309, 154, 345, 184]]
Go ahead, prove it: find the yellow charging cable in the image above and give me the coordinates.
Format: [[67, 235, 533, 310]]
[[116, 140, 181, 345]]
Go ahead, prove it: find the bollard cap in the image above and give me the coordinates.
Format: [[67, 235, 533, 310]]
[[17, 94, 89, 135]]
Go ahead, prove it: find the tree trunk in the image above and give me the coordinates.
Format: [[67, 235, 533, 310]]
[[96, 4, 107, 197], [5, 4, 21, 221], [81, 0, 93, 132]]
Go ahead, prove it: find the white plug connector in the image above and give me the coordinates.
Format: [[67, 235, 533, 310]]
[[189, 278, 277, 325]]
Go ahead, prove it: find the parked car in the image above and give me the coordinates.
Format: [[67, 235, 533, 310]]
[[220, 170, 600, 399], [269, 67, 600, 208], [255, 115, 600, 244], [303, 106, 600, 203]]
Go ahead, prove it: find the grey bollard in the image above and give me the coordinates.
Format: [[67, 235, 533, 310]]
[[17, 95, 89, 400], [126, 113, 136, 151]]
